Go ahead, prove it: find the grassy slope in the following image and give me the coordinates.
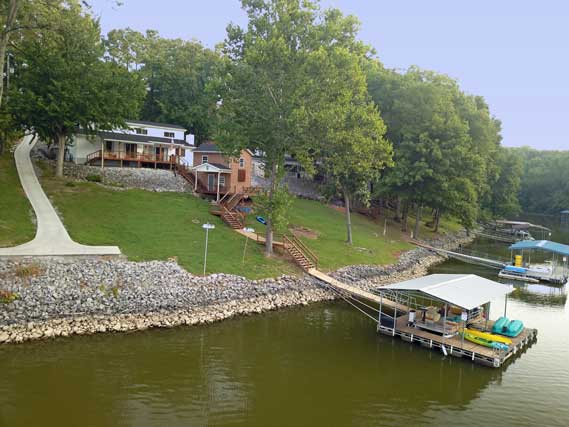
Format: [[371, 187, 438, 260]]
[[287, 199, 413, 271], [36, 161, 461, 278], [0, 151, 35, 246], [40, 171, 296, 279]]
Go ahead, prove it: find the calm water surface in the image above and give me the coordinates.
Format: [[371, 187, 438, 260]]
[[1, 216, 568, 426]]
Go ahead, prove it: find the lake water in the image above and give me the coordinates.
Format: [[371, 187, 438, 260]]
[[1, 215, 568, 426]]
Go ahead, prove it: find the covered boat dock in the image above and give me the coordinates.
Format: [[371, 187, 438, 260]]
[[507, 240, 569, 284], [376, 274, 537, 368]]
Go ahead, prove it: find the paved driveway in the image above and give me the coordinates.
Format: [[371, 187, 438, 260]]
[[0, 135, 121, 256]]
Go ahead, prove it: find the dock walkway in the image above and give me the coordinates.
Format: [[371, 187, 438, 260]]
[[307, 268, 406, 311]]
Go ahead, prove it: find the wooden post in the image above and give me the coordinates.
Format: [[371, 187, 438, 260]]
[[216, 171, 221, 202], [503, 294, 508, 317], [194, 171, 198, 191], [101, 141, 105, 170]]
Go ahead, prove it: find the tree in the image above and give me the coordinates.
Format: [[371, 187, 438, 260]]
[[302, 47, 392, 244], [10, 1, 144, 177], [217, 0, 357, 255], [487, 146, 523, 217], [0, 0, 19, 110], [104, 29, 223, 144]]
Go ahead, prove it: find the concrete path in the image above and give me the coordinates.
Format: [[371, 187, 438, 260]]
[[0, 136, 121, 257]]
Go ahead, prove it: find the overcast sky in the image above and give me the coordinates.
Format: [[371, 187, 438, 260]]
[[90, 0, 569, 151]]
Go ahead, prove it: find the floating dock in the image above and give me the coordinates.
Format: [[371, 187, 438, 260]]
[[378, 313, 537, 368], [310, 271, 538, 369]]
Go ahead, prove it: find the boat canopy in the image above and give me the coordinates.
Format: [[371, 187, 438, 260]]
[[495, 220, 551, 231], [381, 274, 513, 310], [509, 240, 569, 257]]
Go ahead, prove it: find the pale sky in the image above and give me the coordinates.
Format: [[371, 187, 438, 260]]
[[90, 0, 569, 150]]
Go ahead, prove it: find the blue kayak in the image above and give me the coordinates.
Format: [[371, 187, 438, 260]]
[[256, 216, 267, 225]]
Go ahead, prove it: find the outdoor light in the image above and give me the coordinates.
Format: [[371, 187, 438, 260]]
[[242, 227, 255, 263], [202, 223, 215, 275]]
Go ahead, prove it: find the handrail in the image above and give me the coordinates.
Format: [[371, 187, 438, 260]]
[[86, 149, 181, 164], [291, 235, 319, 266], [283, 234, 318, 269]]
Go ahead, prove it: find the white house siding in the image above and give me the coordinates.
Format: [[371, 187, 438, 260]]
[[125, 121, 186, 141], [71, 134, 101, 164]]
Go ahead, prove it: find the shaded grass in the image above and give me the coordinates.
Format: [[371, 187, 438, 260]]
[[40, 176, 297, 279], [0, 151, 35, 247], [285, 199, 414, 271]]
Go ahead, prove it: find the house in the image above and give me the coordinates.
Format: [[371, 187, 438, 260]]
[[191, 142, 253, 200], [70, 120, 195, 168]]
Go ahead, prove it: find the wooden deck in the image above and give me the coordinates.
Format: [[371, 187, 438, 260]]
[[379, 313, 537, 368]]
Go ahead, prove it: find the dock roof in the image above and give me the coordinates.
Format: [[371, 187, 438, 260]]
[[509, 240, 569, 257], [382, 274, 513, 310]]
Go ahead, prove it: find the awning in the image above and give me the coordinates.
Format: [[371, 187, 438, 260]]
[[192, 163, 231, 173], [509, 240, 569, 257], [381, 274, 513, 310]]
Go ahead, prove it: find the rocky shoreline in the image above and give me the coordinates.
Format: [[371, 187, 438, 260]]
[[0, 232, 473, 345]]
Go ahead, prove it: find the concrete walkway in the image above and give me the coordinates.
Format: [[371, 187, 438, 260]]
[[0, 136, 121, 257]]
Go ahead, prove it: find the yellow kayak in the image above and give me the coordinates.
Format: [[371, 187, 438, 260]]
[[464, 328, 512, 345]]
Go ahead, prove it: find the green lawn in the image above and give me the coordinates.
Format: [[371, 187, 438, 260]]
[[31, 160, 461, 278], [0, 151, 35, 247], [40, 173, 297, 279], [286, 199, 414, 271]]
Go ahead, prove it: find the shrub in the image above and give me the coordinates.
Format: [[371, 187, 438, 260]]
[[14, 263, 42, 279], [0, 289, 19, 304], [85, 174, 102, 183], [64, 181, 76, 187]]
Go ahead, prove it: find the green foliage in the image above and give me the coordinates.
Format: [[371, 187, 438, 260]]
[[368, 64, 503, 233], [484, 146, 523, 217], [516, 148, 569, 214], [9, 1, 145, 176], [105, 28, 223, 144], [85, 175, 102, 183], [0, 289, 19, 304], [254, 186, 293, 233]]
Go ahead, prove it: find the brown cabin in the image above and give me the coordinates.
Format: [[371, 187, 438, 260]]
[[192, 142, 253, 199]]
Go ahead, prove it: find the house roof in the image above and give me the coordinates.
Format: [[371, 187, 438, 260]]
[[192, 162, 231, 173], [381, 274, 513, 310], [509, 240, 569, 257], [125, 120, 186, 131], [86, 130, 193, 147], [193, 142, 221, 153], [194, 142, 254, 156]]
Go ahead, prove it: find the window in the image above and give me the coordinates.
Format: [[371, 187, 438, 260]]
[[105, 140, 113, 152], [164, 131, 175, 138], [134, 128, 148, 135], [219, 176, 226, 186], [239, 158, 245, 168], [202, 155, 208, 164]]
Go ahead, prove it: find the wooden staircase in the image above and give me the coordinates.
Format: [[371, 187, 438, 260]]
[[220, 205, 244, 229], [283, 235, 319, 271]]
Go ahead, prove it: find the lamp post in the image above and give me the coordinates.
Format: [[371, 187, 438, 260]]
[[242, 227, 255, 264], [202, 223, 215, 275]]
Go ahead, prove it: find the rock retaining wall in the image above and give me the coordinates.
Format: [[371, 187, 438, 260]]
[[0, 232, 472, 344], [40, 159, 192, 193]]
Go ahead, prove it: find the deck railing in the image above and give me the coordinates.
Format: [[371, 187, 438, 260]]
[[86, 150, 180, 165]]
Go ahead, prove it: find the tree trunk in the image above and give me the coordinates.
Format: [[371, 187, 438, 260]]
[[344, 190, 353, 245], [413, 203, 422, 239], [264, 162, 278, 256], [401, 201, 409, 232], [0, 0, 20, 109], [394, 196, 401, 222], [55, 133, 66, 178], [434, 209, 442, 233]]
